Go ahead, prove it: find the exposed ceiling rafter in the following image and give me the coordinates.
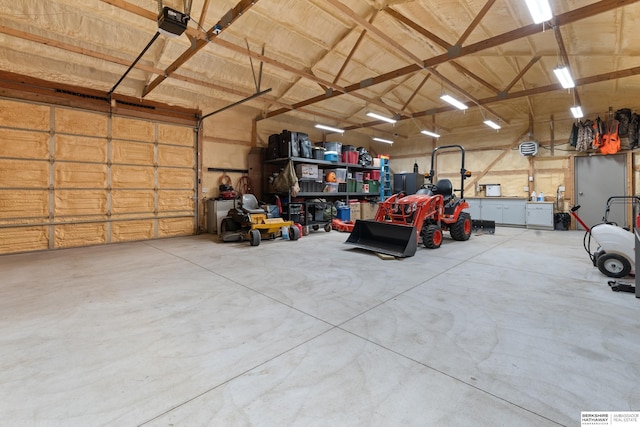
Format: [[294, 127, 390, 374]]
[[262, 0, 640, 121]]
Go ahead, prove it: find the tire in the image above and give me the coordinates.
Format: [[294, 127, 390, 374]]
[[324, 223, 332, 232], [450, 212, 472, 241], [596, 253, 631, 278], [422, 224, 443, 249], [249, 229, 261, 246], [290, 225, 301, 241], [312, 225, 319, 231]]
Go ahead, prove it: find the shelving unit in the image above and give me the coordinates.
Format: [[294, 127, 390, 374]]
[[265, 156, 381, 199], [264, 155, 380, 225]]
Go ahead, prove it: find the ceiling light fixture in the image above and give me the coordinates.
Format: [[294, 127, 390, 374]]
[[484, 119, 501, 130], [420, 130, 441, 138], [366, 112, 397, 124], [553, 66, 575, 89], [440, 94, 468, 110], [525, 0, 552, 24], [372, 137, 393, 144], [570, 106, 584, 119], [315, 124, 345, 134]]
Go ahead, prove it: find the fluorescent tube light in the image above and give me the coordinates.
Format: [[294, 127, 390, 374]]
[[525, 0, 552, 24], [440, 94, 468, 110], [366, 112, 397, 124], [570, 106, 584, 119], [315, 124, 345, 134], [372, 137, 393, 144], [484, 119, 501, 130], [421, 130, 441, 138], [553, 66, 575, 89]]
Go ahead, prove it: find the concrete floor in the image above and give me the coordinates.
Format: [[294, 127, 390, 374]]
[[0, 226, 638, 426]]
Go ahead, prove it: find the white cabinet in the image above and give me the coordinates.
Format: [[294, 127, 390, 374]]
[[206, 199, 236, 235], [464, 198, 527, 226], [526, 202, 554, 230]]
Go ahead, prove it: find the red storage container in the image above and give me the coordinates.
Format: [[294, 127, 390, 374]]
[[342, 151, 358, 164], [369, 170, 381, 180]]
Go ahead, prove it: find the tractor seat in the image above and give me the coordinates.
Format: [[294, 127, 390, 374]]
[[241, 194, 266, 214], [432, 179, 453, 203]]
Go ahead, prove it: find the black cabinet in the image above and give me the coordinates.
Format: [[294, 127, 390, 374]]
[[392, 172, 422, 195]]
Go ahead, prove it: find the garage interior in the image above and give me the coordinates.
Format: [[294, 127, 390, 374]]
[[0, 0, 639, 425]]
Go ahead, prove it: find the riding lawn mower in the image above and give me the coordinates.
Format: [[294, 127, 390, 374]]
[[220, 194, 300, 246]]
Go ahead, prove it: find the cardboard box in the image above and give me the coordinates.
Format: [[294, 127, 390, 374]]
[[296, 163, 319, 179], [349, 200, 361, 220], [360, 201, 379, 219]]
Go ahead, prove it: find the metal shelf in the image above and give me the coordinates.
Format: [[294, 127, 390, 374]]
[[297, 192, 380, 197], [265, 156, 379, 170]]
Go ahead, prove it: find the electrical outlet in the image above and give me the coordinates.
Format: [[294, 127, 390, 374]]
[[524, 186, 529, 192], [202, 187, 208, 193], [529, 176, 534, 182], [559, 186, 566, 192]]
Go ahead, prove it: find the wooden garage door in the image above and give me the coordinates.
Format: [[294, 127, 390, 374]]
[[0, 98, 196, 255]]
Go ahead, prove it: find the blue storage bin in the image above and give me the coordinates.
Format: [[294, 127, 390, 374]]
[[337, 206, 350, 221], [324, 151, 339, 162]]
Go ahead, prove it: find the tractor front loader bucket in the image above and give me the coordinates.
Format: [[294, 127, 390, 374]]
[[345, 220, 418, 258]]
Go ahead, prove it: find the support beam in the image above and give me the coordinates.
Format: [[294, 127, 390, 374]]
[[143, 0, 262, 97], [325, 0, 424, 68], [265, 0, 639, 120]]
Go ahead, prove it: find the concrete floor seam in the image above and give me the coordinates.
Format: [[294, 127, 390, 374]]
[[337, 327, 568, 427]]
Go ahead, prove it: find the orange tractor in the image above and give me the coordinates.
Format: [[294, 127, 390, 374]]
[[346, 145, 472, 257]]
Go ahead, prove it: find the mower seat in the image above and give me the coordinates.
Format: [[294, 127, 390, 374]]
[[433, 179, 453, 203], [241, 194, 266, 215]]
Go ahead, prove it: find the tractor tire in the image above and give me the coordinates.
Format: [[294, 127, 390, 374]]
[[290, 225, 301, 241], [249, 229, 261, 246], [596, 253, 631, 278], [422, 224, 443, 249], [450, 212, 472, 241]]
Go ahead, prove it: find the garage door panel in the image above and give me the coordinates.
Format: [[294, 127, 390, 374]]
[[55, 163, 107, 188], [54, 223, 107, 248], [112, 141, 154, 165], [158, 145, 194, 167], [112, 117, 154, 142], [0, 159, 48, 188], [0, 99, 196, 255], [111, 190, 154, 214], [158, 190, 194, 212], [158, 124, 193, 147], [111, 165, 155, 189], [55, 109, 107, 136], [0, 129, 49, 159], [158, 168, 193, 189], [0, 99, 49, 130], [111, 220, 154, 242], [54, 190, 107, 216], [0, 190, 49, 220], [0, 226, 49, 253], [55, 135, 107, 163], [158, 217, 194, 237]]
